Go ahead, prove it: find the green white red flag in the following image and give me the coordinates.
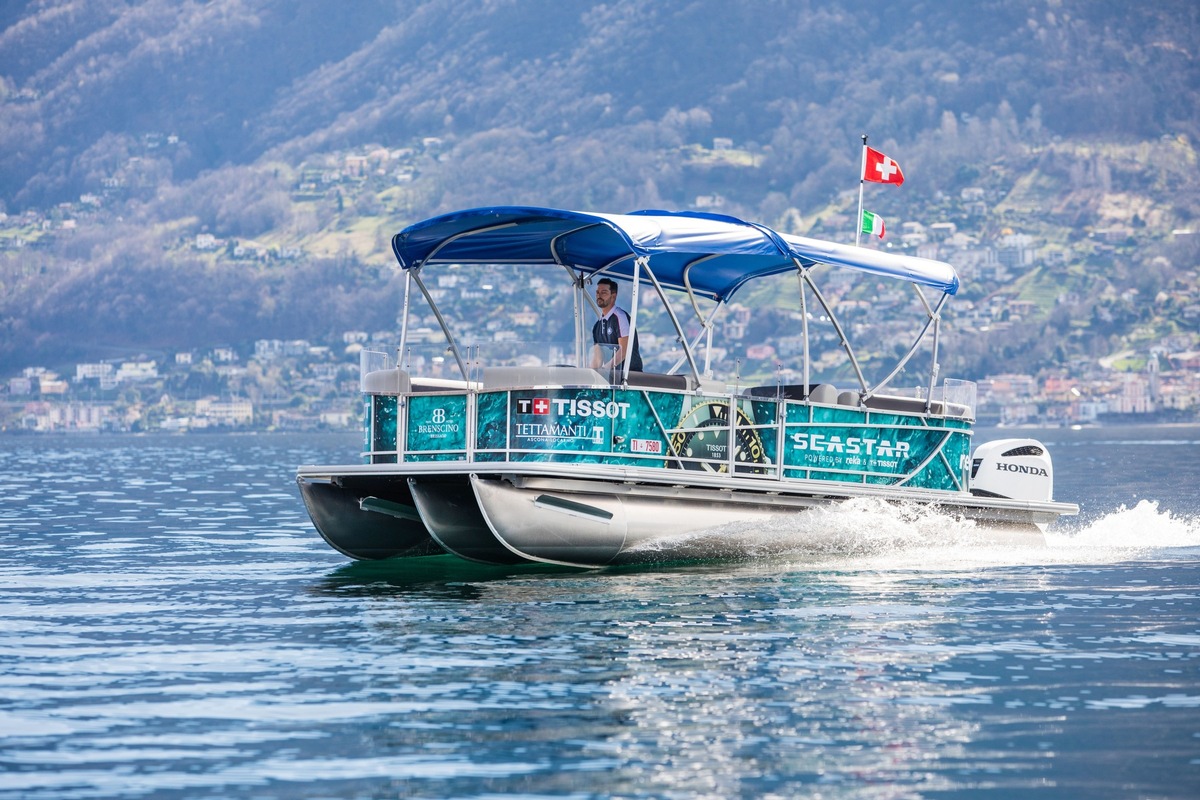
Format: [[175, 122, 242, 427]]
[[860, 210, 885, 239], [862, 146, 904, 185]]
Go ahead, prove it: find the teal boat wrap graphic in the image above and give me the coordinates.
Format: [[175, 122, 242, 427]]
[[366, 395, 397, 464], [781, 403, 970, 489], [669, 396, 775, 473], [403, 393, 468, 461], [370, 387, 971, 490], [476, 388, 686, 466]]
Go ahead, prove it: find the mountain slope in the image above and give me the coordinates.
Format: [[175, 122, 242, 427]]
[[0, 0, 1198, 379], [2, 0, 1197, 210]]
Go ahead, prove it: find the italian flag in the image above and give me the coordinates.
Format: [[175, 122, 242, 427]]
[[861, 210, 885, 239]]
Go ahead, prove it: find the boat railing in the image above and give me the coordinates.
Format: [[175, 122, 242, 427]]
[[361, 348, 478, 395], [742, 380, 974, 419], [362, 344, 467, 385], [940, 378, 977, 420], [362, 371, 974, 490], [360, 349, 395, 391]]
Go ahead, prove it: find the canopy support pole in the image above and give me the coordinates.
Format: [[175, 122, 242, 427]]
[[704, 323, 714, 378], [397, 269, 413, 368], [621, 256, 647, 382], [802, 269, 868, 393], [680, 256, 728, 379], [868, 288, 950, 398], [565, 267, 586, 367], [926, 310, 942, 412], [410, 269, 469, 381], [641, 261, 703, 383], [795, 264, 810, 396], [666, 302, 726, 378]]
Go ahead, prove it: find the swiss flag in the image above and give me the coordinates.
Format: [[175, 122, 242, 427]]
[[532, 398, 550, 415], [863, 146, 904, 185]]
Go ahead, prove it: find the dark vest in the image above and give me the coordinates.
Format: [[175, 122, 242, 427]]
[[592, 308, 642, 372]]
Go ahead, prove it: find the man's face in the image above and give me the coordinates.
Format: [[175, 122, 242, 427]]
[[596, 285, 614, 310]]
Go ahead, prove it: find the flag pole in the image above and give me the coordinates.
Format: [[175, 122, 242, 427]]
[[856, 134, 867, 247]]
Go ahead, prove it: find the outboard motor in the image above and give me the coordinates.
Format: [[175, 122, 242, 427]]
[[970, 438, 1055, 502]]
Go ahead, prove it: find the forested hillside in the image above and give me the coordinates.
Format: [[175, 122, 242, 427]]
[[3, 0, 1197, 211], [1, 0, 1198, 378]]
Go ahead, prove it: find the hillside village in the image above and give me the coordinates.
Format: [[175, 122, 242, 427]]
[[6, 330, 1200, 435], [2, 136, 1199, 434], [5, 306, 1199, 435]]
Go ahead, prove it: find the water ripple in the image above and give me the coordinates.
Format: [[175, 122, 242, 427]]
[[1, 432, 1198, 798]]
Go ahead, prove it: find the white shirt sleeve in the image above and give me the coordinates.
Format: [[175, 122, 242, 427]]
[[614, 308, 630, 337]]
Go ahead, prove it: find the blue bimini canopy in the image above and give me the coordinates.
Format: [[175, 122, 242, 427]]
[[392, 206, 959, 302]]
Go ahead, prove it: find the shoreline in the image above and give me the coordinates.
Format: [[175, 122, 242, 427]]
[[4, 419, 1199, 439]]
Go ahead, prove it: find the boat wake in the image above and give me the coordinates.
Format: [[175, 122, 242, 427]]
[[1048, 499, 1200, 557], [621, 497, 1200, 568]]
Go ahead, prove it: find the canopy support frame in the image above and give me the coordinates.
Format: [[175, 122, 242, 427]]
[[397, 268, 413, 369], [639, 256, 704, 384], [794, 262, 811, 396], [408, 268, 470, 381], [621, 256, 647, 382], [681, 255, 732, 378], [801, 268, 869, 394], [864, 286, 950, 405]]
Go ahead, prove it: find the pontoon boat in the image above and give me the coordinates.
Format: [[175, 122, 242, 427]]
[[297, 207, 1077, 567]]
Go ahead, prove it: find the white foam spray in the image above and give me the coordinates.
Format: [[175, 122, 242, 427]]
[[1048, 499, 1200, 559], [623, 497, 1200, 569]]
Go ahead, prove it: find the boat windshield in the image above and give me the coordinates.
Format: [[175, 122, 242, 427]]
[[362, 341, 624, 384]]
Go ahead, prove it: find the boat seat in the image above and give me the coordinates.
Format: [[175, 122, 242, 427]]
[[411, 377, 479, 393], [620, 372, 726, 393], [623, 372, 690, 390], [937, 402, 972, 418], [862, 394, 930, 414], [807, 384, 839, 405], [362, 368, 411, 395], [747, 383, 840, 402], [361, 368, 477, 394], [695, 376, 728, 394], [748, 383, 815, 400], [482, 366, 608, 390], [837, 390, 862, 407]]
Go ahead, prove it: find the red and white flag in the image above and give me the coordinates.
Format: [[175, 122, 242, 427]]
[[862, 146, 905, 185]]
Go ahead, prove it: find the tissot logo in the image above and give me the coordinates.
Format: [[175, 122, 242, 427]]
[[515, 395, 631, 419], [516, 398, 552, 415], [996, 463, 1048, 476]]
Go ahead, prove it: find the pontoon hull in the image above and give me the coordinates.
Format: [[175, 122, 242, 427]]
[[469, 474, 818, 566], [297, 476, 441, 560], [297, 464, 1059, 567], [407, 476, 526, 564]]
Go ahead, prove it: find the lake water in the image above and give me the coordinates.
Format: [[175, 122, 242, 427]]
[[1, 425, 1198, 798]]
